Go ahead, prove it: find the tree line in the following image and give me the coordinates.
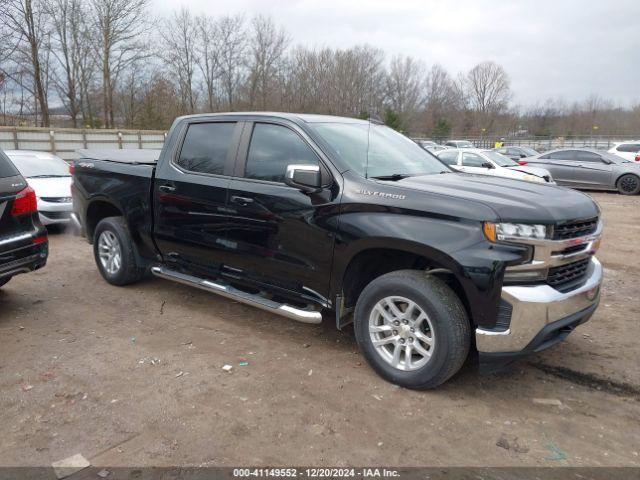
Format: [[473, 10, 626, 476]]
[[1, 0, 639, 137]]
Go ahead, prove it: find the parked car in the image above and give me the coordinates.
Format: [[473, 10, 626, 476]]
[[424, 145, 449, 153], [0, 150, 48, 288], [496, 146, 540, 163], [4, 150, 73, 226], [526, 148, 640, 195], [436, 148, 554, 184], [608, 141, 640, 162], [72, 113, 602, 389], [444, 140, 474, 148], [415, 140, 439, 149]]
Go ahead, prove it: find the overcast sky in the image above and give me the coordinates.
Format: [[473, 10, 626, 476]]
[[152, 0, 639, 108]]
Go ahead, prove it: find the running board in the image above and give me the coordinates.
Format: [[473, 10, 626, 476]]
[[150, 266, 322, 324]]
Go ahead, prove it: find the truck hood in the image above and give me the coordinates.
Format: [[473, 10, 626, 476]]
[[382, 173, 599, 224]]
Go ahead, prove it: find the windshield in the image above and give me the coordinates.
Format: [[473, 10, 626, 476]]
[[521, 147, 538, 156], [7, 154, 70, 178], [483, 151, 519, 167], [310, 123, 448, 178], [455, 141, 474, 148]]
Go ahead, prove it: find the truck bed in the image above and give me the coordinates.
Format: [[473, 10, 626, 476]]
[[76, 149, 160, 164]]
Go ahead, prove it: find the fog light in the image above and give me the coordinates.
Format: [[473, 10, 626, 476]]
[[586, 286, 599, 301]]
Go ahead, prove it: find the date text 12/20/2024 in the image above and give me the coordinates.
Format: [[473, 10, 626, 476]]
[[233, 469, 400, 478]]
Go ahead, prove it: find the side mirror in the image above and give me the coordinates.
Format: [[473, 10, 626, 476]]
[[285, 164, 322, 192], [482, 162, 495, 169]]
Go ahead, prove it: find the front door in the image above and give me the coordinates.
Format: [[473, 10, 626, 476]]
[[569, 151, 613, 188], [153, 120, 243, 277], [223, 121, 340, 306], [460, 151, 493, 176]]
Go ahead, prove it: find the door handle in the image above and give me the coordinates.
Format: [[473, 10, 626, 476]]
[[230, 195, 254, 206], [159, 185, 176, 193]]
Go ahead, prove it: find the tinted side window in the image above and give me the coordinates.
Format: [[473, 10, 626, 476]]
[[245, 123, 319, 183], [576, 151, 602, 162], [176, 122, 236, 175], [437, 151, 458, 166], [461, 152, 486, 167], [617, 143, 640, 153], [549, 150, 577, 161], [0, 151, 20, 179]]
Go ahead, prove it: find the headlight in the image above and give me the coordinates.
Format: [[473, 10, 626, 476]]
[[524, 174, 544, 183], [483, 222, 548, 242]]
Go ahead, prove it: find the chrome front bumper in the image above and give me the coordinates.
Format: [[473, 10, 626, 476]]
[[476, 256, 602, 353]]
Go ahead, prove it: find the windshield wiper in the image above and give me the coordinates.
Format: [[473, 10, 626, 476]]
[[27, 174, 70, 178], [371, 173, 416, 181]]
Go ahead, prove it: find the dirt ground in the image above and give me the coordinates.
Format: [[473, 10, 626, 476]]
[[0, 192, 639, 469]]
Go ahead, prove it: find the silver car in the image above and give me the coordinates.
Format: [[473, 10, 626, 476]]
[[525, 148, 640, 195], [4, 150, 73, 225]]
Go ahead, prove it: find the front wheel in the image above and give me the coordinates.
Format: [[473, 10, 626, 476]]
[[617, 174, 640, 195], [93, 217, 145, 286], [354, 270, 470, 389]]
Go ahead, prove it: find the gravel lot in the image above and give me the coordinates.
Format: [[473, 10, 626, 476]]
[[0, 192, 638, 469]]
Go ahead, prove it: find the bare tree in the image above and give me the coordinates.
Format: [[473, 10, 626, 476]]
[[44, 0, 91, 127], [385, 54, 424, 128], [160, 7, 198, 114], [465, 61, 511, 130], [90, 0, 149, 128], [247, 15, 289, 110], [216, 14, 247, 111], [0, 0, 51, 126]]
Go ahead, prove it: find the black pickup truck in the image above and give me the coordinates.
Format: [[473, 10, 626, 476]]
[[71, 113, 603, 388], [0, 150, 48, 287]]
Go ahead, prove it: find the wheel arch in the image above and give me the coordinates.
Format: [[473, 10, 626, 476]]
[[85, 199, 124, 243], [333, 239, 477, 329]]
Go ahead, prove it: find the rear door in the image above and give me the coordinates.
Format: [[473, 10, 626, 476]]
[[532, 150, 581, 185], [223, 120, 340, 306], [152, 120, 244, 277]]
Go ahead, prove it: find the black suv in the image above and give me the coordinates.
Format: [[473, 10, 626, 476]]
[[0, 150, 48, 288]]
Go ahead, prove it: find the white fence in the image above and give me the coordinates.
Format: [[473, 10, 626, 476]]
[[0, 126, 166, 161]]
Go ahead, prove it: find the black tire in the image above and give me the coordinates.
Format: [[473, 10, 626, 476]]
[[617, 174, 640, 195], [93, 216, 145, 286], [354, 270, 470, 389], [0, 277, 11, 288]]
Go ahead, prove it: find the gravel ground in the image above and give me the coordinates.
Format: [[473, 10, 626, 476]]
[[0, 192, 638, 469]]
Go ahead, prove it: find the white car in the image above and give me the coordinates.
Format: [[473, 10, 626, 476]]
[[4, 150, 73, 226], [436, 148, 555, 184], [608, 141, 640, 162]]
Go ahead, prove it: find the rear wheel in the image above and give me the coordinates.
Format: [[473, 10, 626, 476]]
[[93, 217, 145, 286], [354, 270, 470, 389], [617, 174, 640, 195], [0, 277, 11, 288]]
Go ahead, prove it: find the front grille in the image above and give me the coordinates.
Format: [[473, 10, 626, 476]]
[[42, 211, 71, 220], [547, 257, 591, 292], [553, 217, 598, 240]]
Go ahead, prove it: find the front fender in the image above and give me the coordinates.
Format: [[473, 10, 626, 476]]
[[331, 211, 526, 328]]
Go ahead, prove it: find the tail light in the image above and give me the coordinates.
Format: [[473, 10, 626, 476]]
[[69, 163, 75, 174], [518, 160, 528, 165], [11, 186, 38, 216], [635, 154, 640, 162], [32, 235, 48, 245]]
